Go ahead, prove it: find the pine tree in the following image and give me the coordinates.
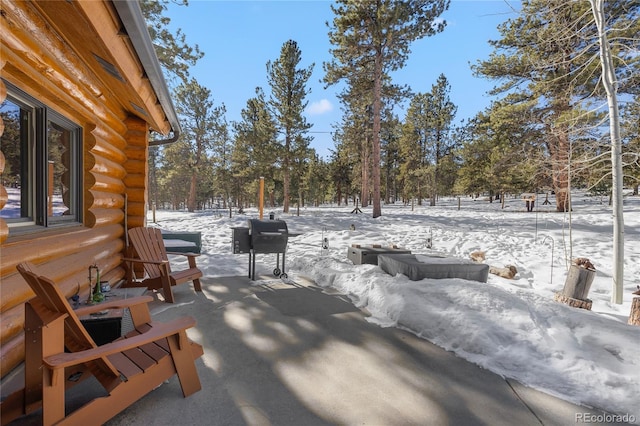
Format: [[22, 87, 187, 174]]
[[456, 101, 545, 200], [232, 88, 279, 208], [399, 74, 457, 206], [211, 113, 233, 209], [324, 0, 450, 218], [473, 0, 639, 212], [266, 40, 314, 213], [140, 0, 203, 85], [172, 79, 225, 212]]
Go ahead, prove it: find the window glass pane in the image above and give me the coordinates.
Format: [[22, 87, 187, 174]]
[[47, 120, 75, 220], [0, 98, 32, 221], [2, 82, 82, 231]]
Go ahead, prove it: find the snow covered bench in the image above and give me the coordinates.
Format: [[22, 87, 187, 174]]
[[378, 253, 489, 282], [161, 231, 202, 254]]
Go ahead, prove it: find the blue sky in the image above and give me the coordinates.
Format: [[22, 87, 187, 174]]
[[166, 1, 520, 159]]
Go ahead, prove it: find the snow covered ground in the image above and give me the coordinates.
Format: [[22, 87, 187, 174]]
[[152, 192, 639, 422]]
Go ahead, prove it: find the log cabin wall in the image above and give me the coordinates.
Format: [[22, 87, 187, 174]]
[[0, 1, 159, 379], [124, 117, 150, 231]]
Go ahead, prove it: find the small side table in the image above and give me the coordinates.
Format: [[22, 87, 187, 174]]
[[73, 287, 145, 345]]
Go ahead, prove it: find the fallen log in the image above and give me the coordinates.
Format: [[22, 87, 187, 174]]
[[489, 265, 517, 279]]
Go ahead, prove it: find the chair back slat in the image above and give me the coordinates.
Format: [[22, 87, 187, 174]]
[[128, 227, 172, 278]]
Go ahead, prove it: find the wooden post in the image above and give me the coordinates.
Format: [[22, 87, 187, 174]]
[[628, 297, 640, 326]]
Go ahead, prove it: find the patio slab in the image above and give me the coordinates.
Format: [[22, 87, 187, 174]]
[[7, 275, 618, 425], [113, 275, 621, 426]]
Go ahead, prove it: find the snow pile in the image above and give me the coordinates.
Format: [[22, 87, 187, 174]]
[[153, 193, 640, 419]]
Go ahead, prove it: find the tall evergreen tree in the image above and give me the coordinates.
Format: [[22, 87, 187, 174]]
[[140, 0, 203, 85], [424, 74, 457, 205], [456, 102, 544, 200], [329, 138, 356, 206], [324, 0, 450, 218], [336, 71, 374, 208], [381, 113, 402, 204], [399, 74, 457, 206], [173, 79, 225, 212], [232, 88, 279, 208], [211, 113, 233, 209], [473, 0, 639, 212], [266, 40, 314, 213]]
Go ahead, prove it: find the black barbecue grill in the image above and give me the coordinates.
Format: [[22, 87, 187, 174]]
[[232, 219, 289, 280]]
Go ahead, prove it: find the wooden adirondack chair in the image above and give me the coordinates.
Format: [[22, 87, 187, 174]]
[[124, 227, 203, 303], [1, 262, 203, 426]]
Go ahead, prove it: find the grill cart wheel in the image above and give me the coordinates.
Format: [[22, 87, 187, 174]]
[[273, 268, 281, 276]]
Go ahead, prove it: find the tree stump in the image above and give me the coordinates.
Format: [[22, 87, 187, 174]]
[[629, 297, 640, 326], [554, 293, 593, 310], [555, 259, 596, 310]]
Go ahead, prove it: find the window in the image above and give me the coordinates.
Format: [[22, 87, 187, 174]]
[[1, 82, 82, 231]]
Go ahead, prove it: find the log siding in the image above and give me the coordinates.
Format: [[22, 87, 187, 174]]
[[0, 1, 170, 379]]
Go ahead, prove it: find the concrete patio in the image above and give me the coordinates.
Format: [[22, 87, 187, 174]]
[[8, 275, 620, 425]]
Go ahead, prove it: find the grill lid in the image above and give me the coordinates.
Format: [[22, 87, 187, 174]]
[[248, 219, 288, 253]]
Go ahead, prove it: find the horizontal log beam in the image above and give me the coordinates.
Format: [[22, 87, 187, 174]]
[[86, 208, 125, 228], [0, 3, 125, 133], [92, 124, 128, 158], [0, 224, 122, 277], [123, 173, 147, 189], [87, 190, 125, 210], [0, 331, 24, 383]]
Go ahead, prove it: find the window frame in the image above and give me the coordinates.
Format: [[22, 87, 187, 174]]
[[1, 80, 83, 233]]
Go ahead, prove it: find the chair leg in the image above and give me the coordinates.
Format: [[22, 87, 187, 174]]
[[187, 257, 203, 292], [167, 332, 201, 397], [159, 264, 175, 303], [192, 277, 202, 292]]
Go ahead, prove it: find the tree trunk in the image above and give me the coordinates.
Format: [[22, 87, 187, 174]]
[[590, 0, 624, 305], [554, 260, 596, 311], [283, 134, 291, 213], [187, 173, 197, 212], [554, 293, 592, 310], [552, 130, 570, 213], [371, 49, 382, 218], [361, 136, 369, 208], [561, 264, 595, 300]]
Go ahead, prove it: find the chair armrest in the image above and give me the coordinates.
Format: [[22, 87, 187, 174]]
[[73, 296, 154, 317], [166, 252, 200, 258], [122, 257, 169, 265], [43, 316, 197, 369]]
